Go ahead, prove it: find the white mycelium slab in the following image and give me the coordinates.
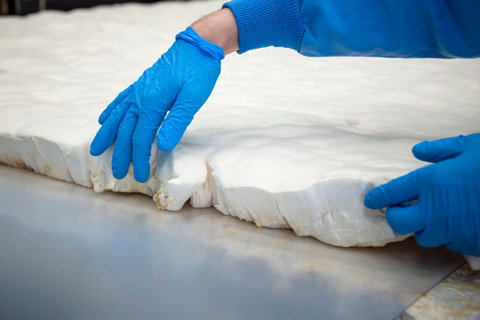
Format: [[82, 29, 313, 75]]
[[1, 1, 479, 247]]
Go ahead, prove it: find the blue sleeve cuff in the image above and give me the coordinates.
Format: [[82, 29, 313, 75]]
[[222, 0, 305, 54]]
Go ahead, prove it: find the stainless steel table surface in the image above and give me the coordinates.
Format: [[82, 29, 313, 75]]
[[0, 164, 465, 320]]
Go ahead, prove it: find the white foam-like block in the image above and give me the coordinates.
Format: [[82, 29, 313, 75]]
[[1, 1, 479, 247]]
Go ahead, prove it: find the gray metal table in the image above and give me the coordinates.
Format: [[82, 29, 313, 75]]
[[0, 164, 466, 320]]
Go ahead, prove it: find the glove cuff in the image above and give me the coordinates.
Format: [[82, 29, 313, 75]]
[[176, 27, 225, 61], [222, 0, 304, 54]]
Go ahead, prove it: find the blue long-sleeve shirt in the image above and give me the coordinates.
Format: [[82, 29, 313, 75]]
[[222, 0, 480, 58]]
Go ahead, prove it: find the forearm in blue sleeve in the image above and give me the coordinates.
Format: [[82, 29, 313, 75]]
[[223, 0, 480, 58], [222, 0, 305, 53]]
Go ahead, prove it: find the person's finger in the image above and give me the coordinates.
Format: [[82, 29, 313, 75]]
[[112, 106, 138, 180], [90, 99, 131, 156], [131, 107, 166, 183], [415, 229, 450, 248], [385, 203, 425, 235], [156, 107, 193, 152], [99, 85, 133, 125], [413, 215, 453, 248], [156, 85, 202, 152], [364, 169, 420, 210], [412, 135, 467, 163]]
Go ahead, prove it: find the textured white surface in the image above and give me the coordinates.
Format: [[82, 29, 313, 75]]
[[1, 1, 479, 247]]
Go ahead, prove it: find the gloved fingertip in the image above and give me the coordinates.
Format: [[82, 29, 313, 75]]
[[364, 188, 383, 210], [412, 141, 428, 153], [133, 166, 150, 184], [112, 170, 127, 180], [98, 108, 112, 125], [412, 141, 427, 159], [386, 205, 423, 236], [90, 133, 110, 156], [112, 160, 132, 180], [133, 174, 147, 184], [364, 194, 374, 209], [90, 142, 101, 156], [157, 136, 175, 153], [412, 135, 468, 163], [385, 206, 407, 235]]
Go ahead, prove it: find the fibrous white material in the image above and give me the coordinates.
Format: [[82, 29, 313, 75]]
[[1, 1, 479, 247]]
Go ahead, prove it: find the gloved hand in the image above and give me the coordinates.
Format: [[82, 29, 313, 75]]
[[365, 134, 480, 257], [90, 27, 224, 183]]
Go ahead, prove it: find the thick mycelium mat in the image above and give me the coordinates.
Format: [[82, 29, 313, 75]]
[[1, 1, 479, 247]]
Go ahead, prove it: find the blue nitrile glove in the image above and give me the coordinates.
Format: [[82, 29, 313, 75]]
[[90, 27, 224, 183], [365, 134, 480, 257]]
